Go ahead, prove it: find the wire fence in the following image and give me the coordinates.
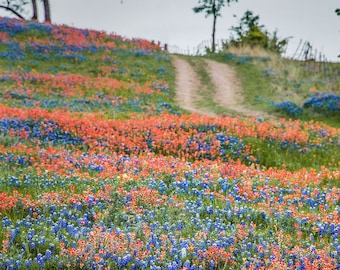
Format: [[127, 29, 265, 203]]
[[285, 39, 339, 72], [167, 39, 224, 56]]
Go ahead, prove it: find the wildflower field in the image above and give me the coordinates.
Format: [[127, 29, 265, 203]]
[[0, 17, 339, 269]]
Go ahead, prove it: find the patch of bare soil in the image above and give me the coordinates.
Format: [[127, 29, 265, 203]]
[[172, 55, 268, 118], [171, 56, 215, 116], [204, 59, 266, 118]]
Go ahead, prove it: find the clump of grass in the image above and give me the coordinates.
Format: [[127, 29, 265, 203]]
[[225, 45, 276, 58]]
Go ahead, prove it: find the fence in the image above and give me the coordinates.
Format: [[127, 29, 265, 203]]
[[166, 38, 339, 79], [167, 39, 224, 56], [282, 39, 340, 82]]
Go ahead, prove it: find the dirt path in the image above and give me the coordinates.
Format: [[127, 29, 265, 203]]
[[172, 56, 215, 116], [172, 55, 266, 118]]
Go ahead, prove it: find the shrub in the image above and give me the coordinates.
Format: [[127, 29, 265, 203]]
[[224, 10, 290, 54]]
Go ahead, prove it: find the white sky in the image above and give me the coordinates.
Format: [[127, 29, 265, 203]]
[[1, 0, 339, 61]]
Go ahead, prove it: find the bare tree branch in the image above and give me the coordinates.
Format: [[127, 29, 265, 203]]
[[0, 4, 25, 19]]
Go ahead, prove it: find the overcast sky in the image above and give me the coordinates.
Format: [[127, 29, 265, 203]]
[[1, 0, 339, 61]]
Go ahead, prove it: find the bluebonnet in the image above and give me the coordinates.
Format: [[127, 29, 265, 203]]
[[304, 92, 340, 113]]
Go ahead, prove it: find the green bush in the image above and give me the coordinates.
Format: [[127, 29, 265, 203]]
[[224, 10, 290, 54]]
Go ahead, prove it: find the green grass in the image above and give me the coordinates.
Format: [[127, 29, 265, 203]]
[[187, 57, 222, 112], [0, 43, 179, 119], [0, 18, 339, 269], [182, 56, 239, 115], [243, 136, 340, 171], [207, 53, 275, 108], [177, 52, 339, 172], [207, 51, 340, 127]]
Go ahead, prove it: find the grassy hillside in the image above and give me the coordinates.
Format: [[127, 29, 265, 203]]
[[208, 47, 340, 127], [0, 17, 179, 118], [0, 17, 339, 270]]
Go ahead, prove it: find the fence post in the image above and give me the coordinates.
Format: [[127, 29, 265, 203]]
[[312, 48, 316, 71], [292, 39, 302, 59], [297, 41, 307, 61]]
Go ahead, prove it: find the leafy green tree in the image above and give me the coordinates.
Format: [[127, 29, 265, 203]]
[[226, 10, 290, 54], [193, 0, 238, 53]]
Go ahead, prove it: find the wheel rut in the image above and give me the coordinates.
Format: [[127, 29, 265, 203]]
[[172, 55, 268, 118]]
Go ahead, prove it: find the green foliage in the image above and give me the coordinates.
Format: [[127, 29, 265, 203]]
[[225, 10, 290, 54], [193, 0, 237, 17]]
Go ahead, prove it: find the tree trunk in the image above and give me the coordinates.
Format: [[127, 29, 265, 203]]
[[211, 0, 217, 53], [31, 0, 38, 20], [43, 0, 51, 23], [212, 14, 217, 53]]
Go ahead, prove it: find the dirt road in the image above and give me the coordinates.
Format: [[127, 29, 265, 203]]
[[172, 55, 266, 118]]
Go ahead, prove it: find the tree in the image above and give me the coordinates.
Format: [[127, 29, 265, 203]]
[[336, 9, 339, 58], [0, 0, 28, 19], [32, 0, 37, 20], [226, 10, 290, 54], [0, 0, 51, 22], [193, 0, 238, 53], [42, 0, 50, 22]]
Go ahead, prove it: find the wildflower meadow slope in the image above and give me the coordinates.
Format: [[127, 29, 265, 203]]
[[0, 17, 339, 270]]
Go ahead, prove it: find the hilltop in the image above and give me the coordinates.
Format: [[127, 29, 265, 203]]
[[0, 17, 339, 270], [0, 17, 178, 118]]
